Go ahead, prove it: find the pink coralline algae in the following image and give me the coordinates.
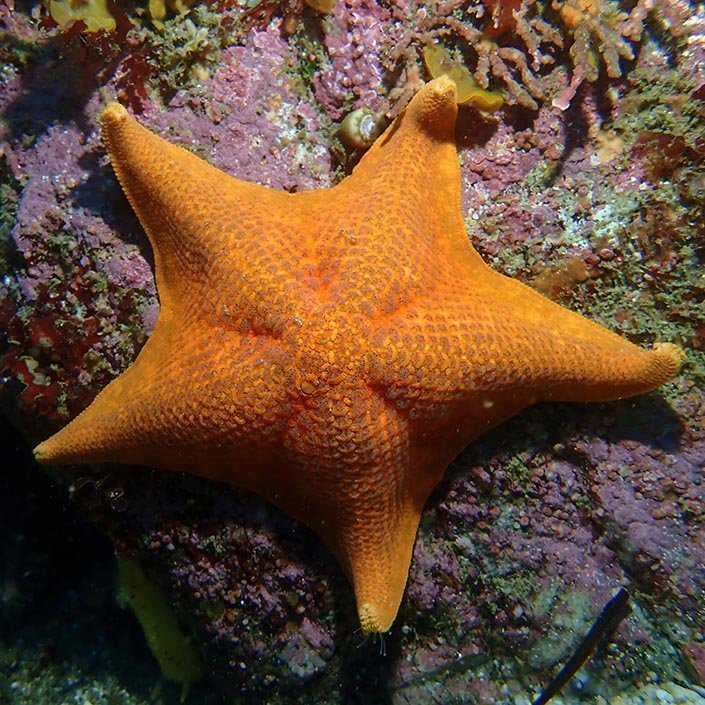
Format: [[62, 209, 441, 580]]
[[1, 112, 155, 426], [141, 22, 335, 190], [1, 2, 705, 704], [312, 0, 393, 119]]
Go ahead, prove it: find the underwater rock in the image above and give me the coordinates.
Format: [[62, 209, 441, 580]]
[[1, 4, 704, 704]]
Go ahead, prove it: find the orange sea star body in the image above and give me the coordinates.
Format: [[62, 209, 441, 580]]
[[34, 78, 684, 634]]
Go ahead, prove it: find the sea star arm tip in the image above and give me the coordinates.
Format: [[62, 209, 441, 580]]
[[646, 342, 686, 384], [101, 101, 129, 126], [410, 76, 459, 137]]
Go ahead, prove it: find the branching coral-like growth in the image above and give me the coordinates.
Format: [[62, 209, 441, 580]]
[[387, 0, 691, 111], [549, 0, 637, 108]]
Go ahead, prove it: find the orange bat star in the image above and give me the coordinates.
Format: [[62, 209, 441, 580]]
[[35, 77, 684, 634]]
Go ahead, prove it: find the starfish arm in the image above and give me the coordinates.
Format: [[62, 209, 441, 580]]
[[368, 274, 684, 417], [34, 326, 291, 471], [317, 78, 485, 320], [100, 103, 317, 331], [471, 274, 685, 401], [237, 386, 439, 635]]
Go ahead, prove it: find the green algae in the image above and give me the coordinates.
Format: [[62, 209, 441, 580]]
[[613, 43, 704, 144], [486, 566, 537, 606], [143, 5, 227, 93], [0, 155, 22, 278], [504, 455, 534, 489]]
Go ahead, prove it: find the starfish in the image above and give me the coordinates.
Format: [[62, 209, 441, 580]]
[[34, 77, 684, 635]]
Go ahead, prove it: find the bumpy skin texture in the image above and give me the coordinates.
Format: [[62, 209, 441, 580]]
[[34, 77, 684, 635]]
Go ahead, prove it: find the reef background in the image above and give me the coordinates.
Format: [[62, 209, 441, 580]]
[[1, 1, 704, 704]]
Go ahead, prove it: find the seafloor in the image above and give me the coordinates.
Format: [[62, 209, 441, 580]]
[[1, 2, 704, 705]]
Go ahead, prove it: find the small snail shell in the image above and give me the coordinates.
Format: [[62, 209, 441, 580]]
[[339, 108, 383, 150]]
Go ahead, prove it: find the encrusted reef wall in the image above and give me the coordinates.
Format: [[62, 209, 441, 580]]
[[1, 2, 704, 704]]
